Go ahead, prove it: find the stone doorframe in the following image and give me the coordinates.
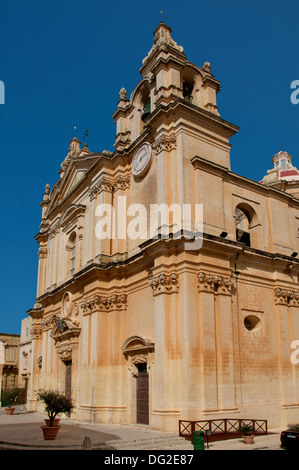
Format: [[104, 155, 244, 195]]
[[121, 335, 155, 424], [50, 315, 81, 404]]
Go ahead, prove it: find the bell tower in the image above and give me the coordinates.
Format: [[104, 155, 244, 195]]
[[113, 22, 239, 170]]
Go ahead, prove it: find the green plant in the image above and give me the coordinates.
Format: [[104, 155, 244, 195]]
[[2, 388, 19, 407], [240, 423, 254, 436], [36, 389, 73, 426]]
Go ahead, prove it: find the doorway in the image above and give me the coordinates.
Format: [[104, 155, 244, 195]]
[[136, 363, 149, 425], [64, 360, 72, 400]]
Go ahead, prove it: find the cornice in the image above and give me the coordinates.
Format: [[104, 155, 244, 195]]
[[191, 155, 299, 206], [33, 230, 299, 307]]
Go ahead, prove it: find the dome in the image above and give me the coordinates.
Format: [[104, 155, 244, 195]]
[[261, 150, 299, 186]]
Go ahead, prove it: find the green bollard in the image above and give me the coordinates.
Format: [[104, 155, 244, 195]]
[[193, 431, 205, 450]]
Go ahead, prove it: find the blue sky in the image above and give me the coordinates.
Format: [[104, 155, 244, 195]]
[[1, 0, 299, 334]]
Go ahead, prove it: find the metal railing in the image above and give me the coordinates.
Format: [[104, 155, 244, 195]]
[[179, 419, 268, 443]]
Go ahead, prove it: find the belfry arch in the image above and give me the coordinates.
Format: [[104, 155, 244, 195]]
[[235, 202, 261, 248]]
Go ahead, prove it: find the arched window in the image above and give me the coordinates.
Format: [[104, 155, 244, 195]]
[[235, 207, 251, 247], [235, 203, 259, 248], [67, 232, 77, 276], [140, 84, 151, 123]]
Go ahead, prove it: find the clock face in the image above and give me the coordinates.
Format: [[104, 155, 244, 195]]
[[132, 142, 152, 177]]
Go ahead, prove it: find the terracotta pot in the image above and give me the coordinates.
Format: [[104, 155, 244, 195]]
[[44, 418, 61, 427], [41, 425, 61, 440], [5, 407, 15, 415], [243, 434, 254, 444]]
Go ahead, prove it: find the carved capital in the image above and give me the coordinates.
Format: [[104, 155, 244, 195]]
[[149, 272, 179, 296], [113, 174, 130, 191], [274, 287, 299, 306], [41, 317, 54, 331], [88, 184, 98, 201], [38, 246, 48, 259], [197, 271, 235, 295], [89, 173, 130, 200], [153, 132, 176, 156], [30, 326, 43, 339], [80, 293, 127, 314]]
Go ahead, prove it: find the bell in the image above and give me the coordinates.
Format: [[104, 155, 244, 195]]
[[141, 99, 151, 122], [183, 83, 193, 102]]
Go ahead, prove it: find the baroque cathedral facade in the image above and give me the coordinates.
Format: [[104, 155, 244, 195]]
[[27, 23, 299, 431]]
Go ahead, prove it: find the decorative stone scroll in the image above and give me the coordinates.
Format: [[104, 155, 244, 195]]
[[80, 293, 128, 315], [197, 271, 235, 295], [149, 273, 179, 296], [274, 287, 299, 306], [153, 132, 176, 156]]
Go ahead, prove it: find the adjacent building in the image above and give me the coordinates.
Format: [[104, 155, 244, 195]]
[[18, 316, 33, 403], [26, 23, 299, 432], [0, 333, 20, 402]]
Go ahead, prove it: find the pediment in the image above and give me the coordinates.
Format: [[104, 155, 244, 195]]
[[60, 203, 86, 229], [121, 335, 154, 354], [46, 154, 98, 216]]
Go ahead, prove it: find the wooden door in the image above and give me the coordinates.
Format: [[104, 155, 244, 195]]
[[65, 361, 72, 400], [136, 367, 149, 424]]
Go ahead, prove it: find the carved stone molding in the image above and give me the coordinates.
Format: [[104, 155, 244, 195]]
[[57, 347, 73, 362], [80, 293, 128, 314], [274, 287, 299, 306], [41, 317, 54, 331], [149, 273, 179, 296], [38, 246, 48, 259], [197, 271, 235, 295], [121, 335, 155, 377], [114, 131, 131, 150], [89, 173, 130, 200], [30, 326, 43, 340], [153, 132, 176, 156], [113, 174, 130, 191]]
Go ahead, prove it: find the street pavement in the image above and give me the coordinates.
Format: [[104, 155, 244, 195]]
[[0, 406, 286, 451]]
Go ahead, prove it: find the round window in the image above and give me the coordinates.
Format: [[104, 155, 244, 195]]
[[244, 315, 261, 331]]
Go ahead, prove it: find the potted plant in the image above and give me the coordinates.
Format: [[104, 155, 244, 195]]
[[240, 423, 255, 444], [36, 389, 73, 440], [2, 388, 19, 415]]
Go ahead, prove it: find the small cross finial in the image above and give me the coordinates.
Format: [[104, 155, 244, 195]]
[[83, 129, 89, 147], [160, 10, 168, 21]]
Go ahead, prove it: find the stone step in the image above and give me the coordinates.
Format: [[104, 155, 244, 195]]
[[97, 436, 191, 450]]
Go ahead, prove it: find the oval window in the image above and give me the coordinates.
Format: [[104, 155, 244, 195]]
[[244, 315, 261, 331]]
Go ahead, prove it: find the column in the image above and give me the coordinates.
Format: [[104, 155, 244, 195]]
[[214, 279, 237, 410], [149, 271, 179, 429], [197, 271, 237, 412], [274, 288, 298, 406], [27, 307, 43, 410]]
